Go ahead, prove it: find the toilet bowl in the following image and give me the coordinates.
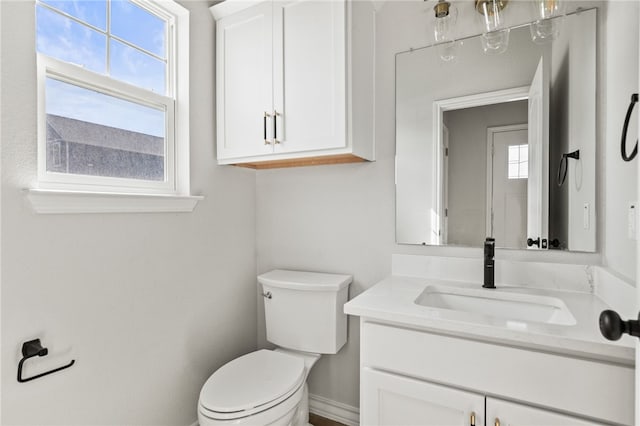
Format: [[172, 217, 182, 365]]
[[197, 270, 352, 426], [198, 349, 320, 426]]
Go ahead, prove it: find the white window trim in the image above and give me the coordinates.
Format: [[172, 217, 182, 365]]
[[27, 189, 202, 214], [29, 0, 201, 214]]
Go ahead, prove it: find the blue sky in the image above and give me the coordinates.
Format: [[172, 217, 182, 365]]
[[37, 0, 166, 137]]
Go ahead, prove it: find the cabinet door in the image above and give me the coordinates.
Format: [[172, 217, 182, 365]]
[[486, 398, 606, 426], [216, 1, 274, 160], [272, 0, 346, 154], [362, 368, 485, 426]]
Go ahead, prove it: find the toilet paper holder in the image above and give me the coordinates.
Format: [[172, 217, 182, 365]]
[[17, 338, 75, 383]]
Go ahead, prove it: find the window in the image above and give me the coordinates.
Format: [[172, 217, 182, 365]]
[[35, 0, 191, 199], [508, 144, 528, 179]]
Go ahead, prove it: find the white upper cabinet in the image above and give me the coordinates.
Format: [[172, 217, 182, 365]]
[[211, 0, 375, 168]]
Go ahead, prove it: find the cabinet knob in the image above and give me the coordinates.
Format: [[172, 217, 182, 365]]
[[494, 418, 500, 426], [470, 411, 476, 426]]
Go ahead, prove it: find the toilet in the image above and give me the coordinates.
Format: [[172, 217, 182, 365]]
[[198, 269, 352, 426]]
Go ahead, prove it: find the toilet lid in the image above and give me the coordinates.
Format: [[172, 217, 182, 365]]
[[199, 350, 305, 415]]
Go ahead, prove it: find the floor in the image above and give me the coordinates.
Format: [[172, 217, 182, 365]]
[[309, 413, 347, 426]]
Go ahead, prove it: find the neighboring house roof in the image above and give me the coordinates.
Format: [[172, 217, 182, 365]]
[[46, 114, 164, 156]]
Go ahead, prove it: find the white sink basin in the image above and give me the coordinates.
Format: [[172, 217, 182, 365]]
[[415, 285, 577, 326]]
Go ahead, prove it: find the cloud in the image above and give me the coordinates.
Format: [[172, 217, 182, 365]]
[[37, 5, 106, 72]]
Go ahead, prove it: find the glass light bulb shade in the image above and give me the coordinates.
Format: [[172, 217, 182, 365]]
[[477, 0, 506, 32], [530, 16, 562, 44], [531, 0, 564, 20], [433, 1, 457, 43], [481, 28, 510, 54], [438, 40, 462, 62]]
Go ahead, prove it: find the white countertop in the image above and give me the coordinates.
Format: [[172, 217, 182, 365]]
[[344, 275, 635, 365]]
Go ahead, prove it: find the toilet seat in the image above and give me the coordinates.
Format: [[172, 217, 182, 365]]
[[199, 350, 306, 421]]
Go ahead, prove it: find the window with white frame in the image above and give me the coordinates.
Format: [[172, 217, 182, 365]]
[[35, 0, 189, 195]]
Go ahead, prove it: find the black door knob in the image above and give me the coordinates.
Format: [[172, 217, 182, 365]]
[[527, 237, 540, 247], [599, 310, 640, 341]]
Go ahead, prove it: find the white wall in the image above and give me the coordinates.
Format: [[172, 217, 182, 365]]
[[256, 0, 634, 411], [603, 0, 639, 281], [1, 2, 257, 425], [546, 9, 598, 252], [566, 10, 597, 252]]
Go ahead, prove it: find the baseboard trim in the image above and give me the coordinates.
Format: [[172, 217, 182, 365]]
[[309, 394, 359, 426]]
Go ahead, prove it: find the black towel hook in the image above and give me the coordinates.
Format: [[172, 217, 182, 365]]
[[557, 149, 580, 187], [17, 339, 75, 383], [621, 93, 638, 162]]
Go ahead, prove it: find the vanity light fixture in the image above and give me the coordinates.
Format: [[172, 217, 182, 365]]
[[530, 0, 564, 44], [429, 0, 564, 60], [476, 0, 510, 54]]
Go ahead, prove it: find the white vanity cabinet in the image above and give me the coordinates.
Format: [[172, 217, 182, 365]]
[[359, 321, 633, 426], [363, 368, 603, 426], [211, 0, 375, 168]]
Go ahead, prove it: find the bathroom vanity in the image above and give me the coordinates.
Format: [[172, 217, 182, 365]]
[[344, 263, 635, 426]]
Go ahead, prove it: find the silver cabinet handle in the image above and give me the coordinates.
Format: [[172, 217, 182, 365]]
[[273, 110, 280, 144], [264, 112, 271, 145]]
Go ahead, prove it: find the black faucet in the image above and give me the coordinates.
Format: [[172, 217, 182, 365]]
[[483, 237, 495, 289]]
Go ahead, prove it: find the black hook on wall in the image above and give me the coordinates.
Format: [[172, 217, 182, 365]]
[[621, 93, 638, 162], [557, 149, 580, 187], [17, 339, 75, 383]]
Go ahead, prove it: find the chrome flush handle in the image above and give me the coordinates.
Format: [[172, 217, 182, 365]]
[[262, 291, 272, 299]]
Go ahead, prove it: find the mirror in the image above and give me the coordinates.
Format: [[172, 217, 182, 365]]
[[395, 9, 596, 251]]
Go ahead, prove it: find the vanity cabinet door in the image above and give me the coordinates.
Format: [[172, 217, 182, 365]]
[[272, 0, 346, 154], [486, 398, 606, 426], [216, 1, 274, 160], [362, 368, 485, 426]]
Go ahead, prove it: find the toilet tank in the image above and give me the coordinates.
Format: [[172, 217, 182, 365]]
[[258, 270, 352, 354]]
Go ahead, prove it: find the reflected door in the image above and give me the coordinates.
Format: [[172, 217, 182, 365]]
[[527, 57, 550, 248], [488, 125, 529, 249]]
